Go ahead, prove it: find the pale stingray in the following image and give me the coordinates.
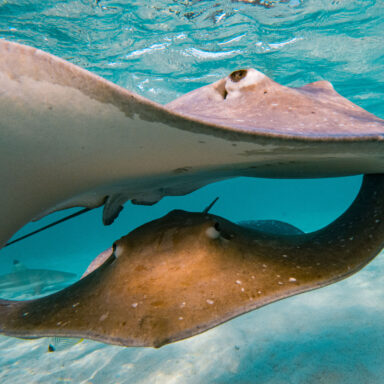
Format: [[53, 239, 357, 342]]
[[1, 40, 384, 248], [0, 174, 383, 348]]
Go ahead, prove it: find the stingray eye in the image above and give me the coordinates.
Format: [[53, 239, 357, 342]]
[[205, 221, 234, 241], [112, 242, 124, 259], [112, 242, 120, 259], [230, 69, 247, 83], [205, 223, 221, 240], [211, 221, 235, 241]]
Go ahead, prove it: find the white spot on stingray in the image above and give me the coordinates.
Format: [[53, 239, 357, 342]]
[[205, 227, 220, 239], [262, 264, 267, 268], [236, 280, 242, 285], [60, 321, 70, 327], [180, 302, 186, 308], [72, 302, 80, 308], [289, 277, 297, 282], [278, 282, 283, 285], [23, 312, 29, 317], [282, 254, 288, 258], [241, 287, 245, 292], [349, 237, 354, 241], [131, 303, 138, 308], [251, 275, 255, 279], [99, 313, 109, 322], [206, 299, 214, 305], [258, 290, 262, 294], [179, 317, 184, 321]]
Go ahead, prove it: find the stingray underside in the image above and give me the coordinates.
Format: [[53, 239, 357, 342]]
[[1, 40, 384, 248]]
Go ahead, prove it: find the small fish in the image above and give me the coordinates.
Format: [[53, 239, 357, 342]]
[[47, 337, 83, 352]]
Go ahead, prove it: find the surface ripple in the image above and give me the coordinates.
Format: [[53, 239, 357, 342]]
[[0, 0, 383, 115]]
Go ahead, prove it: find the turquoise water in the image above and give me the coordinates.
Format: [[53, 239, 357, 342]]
[[0, 0, 384, 383], [1, 0, 383, 110]]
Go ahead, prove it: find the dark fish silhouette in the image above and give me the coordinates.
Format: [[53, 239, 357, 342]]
[[0, 260, 76, 296], [238, 220, 304, 235]]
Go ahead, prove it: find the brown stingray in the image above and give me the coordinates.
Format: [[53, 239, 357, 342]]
[[0, 174, 383, 348], [1, 40, 384, 249]]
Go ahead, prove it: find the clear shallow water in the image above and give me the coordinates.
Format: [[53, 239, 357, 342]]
[[1, 0, 383, 110], [0, 0, 384, 382]]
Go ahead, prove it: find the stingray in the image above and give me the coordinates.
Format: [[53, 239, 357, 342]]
[[0, 174, 383, 347], [1, 39, 384, 249]]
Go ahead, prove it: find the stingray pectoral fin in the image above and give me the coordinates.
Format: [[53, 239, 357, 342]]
[[102, 195, 125, 226], [0, 175, 383, 348], [1, 40, 384, 248]]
